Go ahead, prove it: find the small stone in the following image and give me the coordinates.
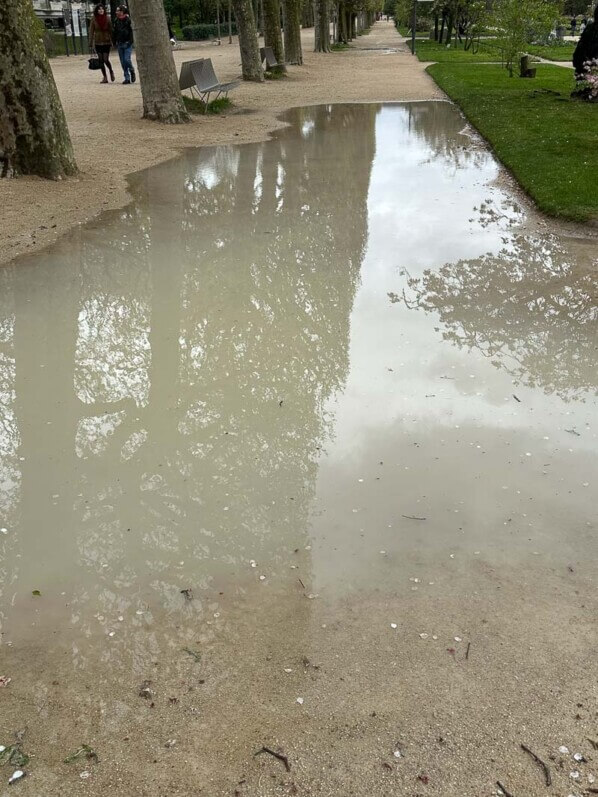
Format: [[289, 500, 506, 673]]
[[393, 750, 402, 759], [559, 746, 570, 754], [390, 623, 398, 629], [570, 770, 580, 780], [296, 697, 304, 705], [419, 633, 428, 639]]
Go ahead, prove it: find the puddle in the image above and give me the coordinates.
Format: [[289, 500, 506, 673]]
[[0, 102, 597, 796]]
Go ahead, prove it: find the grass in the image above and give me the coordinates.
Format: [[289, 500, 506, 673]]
[[183, 96, 232, 114], [426, 63, 598, 221], [410, 37, 575, 65], [411, 37, 503, 62], [527, 42, 576, 62], [331, 42, 351, 50], [264, 68, 287, 79]]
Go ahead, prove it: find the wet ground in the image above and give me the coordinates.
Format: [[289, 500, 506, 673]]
[[0, 102, 597, 797]]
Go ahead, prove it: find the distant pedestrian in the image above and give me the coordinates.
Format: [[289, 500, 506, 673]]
[[571, 16, 577, 36], [89, 4, 114, 84], [114, 5, 136, 84]]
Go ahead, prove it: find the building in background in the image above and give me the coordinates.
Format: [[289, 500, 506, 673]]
[[33, 0, 93, 32]]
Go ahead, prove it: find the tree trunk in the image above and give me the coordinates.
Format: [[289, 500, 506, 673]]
[[445, 13, 455, 45], [128, 0, 190, 123], [336, 0, 347, 42], [232, 0, 265, 81], [263, 0, 286, 67], [282, 0, 303, 62], [314, 0, 330, 51], [0, 0, 77, 178]]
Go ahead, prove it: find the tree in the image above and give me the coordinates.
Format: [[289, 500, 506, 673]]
[[232, 0, 265, 80], [128, 0, 190, 122], [0, 0, 77, 178], [282, 0, 303, 62], [263, 0, 286, 67], [492, 0, 561, 76], [314, 0, 331, 50]]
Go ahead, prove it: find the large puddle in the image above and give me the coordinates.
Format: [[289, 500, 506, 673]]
[[0, 103, 597, 796]]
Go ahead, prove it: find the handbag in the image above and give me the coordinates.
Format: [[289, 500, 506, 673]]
[[88, 55, 101, 70]]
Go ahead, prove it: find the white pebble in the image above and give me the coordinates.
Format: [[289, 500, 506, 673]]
[[570, 770, 580, 780], [390, 623, 398, 629], [296, 697, 304, 705], [419, 633, 428, 639], [559, 746, 570, 754], [454, 637, 462, 642], [259, 575, 266, 581], [393, 750, 402, 759]]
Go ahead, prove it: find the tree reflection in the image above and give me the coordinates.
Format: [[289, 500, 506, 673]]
[[400, 233, 598, 400], [0, 104, 377, 673]]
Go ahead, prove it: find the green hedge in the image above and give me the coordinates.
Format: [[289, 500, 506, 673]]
[[181, 23, 237, 40]]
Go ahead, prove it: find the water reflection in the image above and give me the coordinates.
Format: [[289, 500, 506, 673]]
[[0, 105, 377, 668], [400, 233, 598, 401], [0, 100, 596, 674]]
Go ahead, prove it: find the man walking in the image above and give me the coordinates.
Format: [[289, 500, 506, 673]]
[[114, 6, 136, 84]]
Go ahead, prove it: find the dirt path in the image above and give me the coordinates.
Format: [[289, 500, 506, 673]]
[[0, 21, 440, 267]]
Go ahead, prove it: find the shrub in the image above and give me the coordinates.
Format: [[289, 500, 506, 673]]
[[181, 23, 237, 40]]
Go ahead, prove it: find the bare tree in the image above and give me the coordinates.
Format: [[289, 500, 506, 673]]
[[127, 0, 190, 122], [0, 0, 77, 178], [282, 0, 303, 62], [232, 0, 265, 81]]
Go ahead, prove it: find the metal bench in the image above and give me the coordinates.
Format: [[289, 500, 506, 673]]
[[260, 46, 287, 71], [190, 59, 239, 108], [178, 58, 206, 91]]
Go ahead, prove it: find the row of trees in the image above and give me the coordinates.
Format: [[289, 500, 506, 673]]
[[1, 0, 381, 179], [396, 0, 585, 75]]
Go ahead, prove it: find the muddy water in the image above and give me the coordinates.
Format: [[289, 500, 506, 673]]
[[0, 103, 597, 797]]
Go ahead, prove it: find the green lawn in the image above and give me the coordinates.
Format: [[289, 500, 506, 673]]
[[527, 42, 575, 62], [411, 37, 503, 62], [427, 63, 597, 221], [410, 37, 576, 65]]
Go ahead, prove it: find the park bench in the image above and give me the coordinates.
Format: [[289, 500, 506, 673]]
[[260, 46, 287, 71], [178, 58, 206, 91], [190, 59, 239, 107]]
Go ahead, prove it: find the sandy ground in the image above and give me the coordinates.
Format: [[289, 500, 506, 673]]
[[0, 21, 441, 268]]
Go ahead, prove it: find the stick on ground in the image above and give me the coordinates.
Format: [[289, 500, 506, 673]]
[[254, 746, 291, 772], [496, 781, 515, 797], [520, 744, 551, 786]]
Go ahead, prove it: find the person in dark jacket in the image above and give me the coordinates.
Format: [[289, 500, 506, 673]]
[[89, 4, 114, 83], [114, 6, 136, 84], [573, 5, 598, 76]]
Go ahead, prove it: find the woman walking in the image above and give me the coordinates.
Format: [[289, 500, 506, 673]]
[[89, 4, 114, 84]]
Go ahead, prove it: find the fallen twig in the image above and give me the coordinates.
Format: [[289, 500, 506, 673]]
[[254, 746, 291, 772], [401, 515, 427, 521], [512, 394, 521, 403], [496, 780, 515, 797], [297, 578, 305, 590], [520, 744, 551, 786], [465, 642, 471, 660]]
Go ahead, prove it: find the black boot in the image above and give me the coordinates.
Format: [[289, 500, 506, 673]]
[[130, 67, 136, 83]]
